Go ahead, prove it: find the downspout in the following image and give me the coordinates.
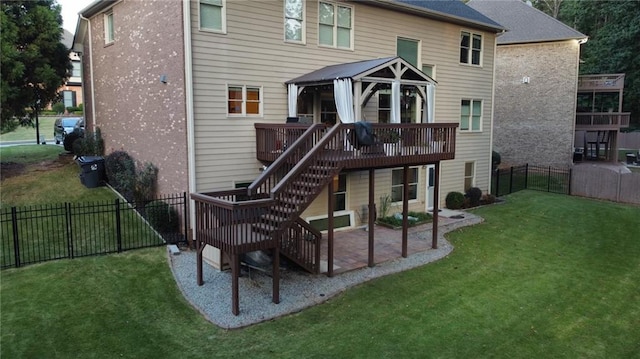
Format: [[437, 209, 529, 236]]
[[79, 14, 97, 129], [183, 0, 197, 238], [488, 34, 499, 194]]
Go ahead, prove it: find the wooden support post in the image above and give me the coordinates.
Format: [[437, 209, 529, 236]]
[[328, 178, 335, 277], [402, 165, 409, 258], [432, 162, 440, 249], [368, 168, 375, 267], [231, 253, 240, 316], [272, 247, 280, 304], [197, 241, 204, 286]]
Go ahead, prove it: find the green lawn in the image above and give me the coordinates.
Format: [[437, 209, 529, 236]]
[[0, 144, 65, 164], [2, 191, 639, 358], [0, 116, 58, 142]]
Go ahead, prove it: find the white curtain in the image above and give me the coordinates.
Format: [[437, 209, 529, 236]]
[[427, 83, 435, 124], [333, 78, 354, 123], [391, 80, 401, 123], [287, 83, 298, 118]]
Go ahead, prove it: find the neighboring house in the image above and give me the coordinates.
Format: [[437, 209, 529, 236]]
[[468, 0, 587, 168], [74, 0, 504, 309], [58, 29, 83, 111]]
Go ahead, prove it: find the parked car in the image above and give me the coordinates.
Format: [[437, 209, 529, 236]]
[[54, 117, 84, 144]]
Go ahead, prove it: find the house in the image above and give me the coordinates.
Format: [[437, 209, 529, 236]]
[[468, 0, 587, 168], [74, 0, 504, 314], [60, 29, 83, 111]]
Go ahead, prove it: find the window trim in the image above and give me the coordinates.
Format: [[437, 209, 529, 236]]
[[199, 0, 227, 34], [460, 30, 483, 66], [464, 161, 476, 191], [460, 99, 483, 132], [284, 0, 306, 44], [226, 85, 263, 117], [104, 11, 114, 44], [318, 1, 354, 50], [391, 167, 419, 204]]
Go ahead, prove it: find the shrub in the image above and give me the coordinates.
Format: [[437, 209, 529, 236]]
[[134, 162, 158, 204], [445, 191, 464, 209], [465, 187, 483, 207], [492, 151, 501, 171], [52, 102, 65, 114], [63, 128, 83, 152], [377, 211, 432, 228], [482, 193, 496, 205], [105, 151, 136, 200], [146, 200, 179, 234], [1, 118, 19, 134], [73, 127, 104, 157]]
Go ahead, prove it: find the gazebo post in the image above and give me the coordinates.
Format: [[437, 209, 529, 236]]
[[368, 168, 375, 267]]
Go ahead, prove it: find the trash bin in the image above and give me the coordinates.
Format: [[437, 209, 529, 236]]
[[626, 153, 637, 165], [76, 156, 105, 188]]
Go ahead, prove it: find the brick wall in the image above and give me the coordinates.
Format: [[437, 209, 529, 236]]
[[493, 41, 580, 168]]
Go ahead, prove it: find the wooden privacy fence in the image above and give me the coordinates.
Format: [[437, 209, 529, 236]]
[[1, 193, 189, 269], [618, 132, 640, 149], [571, 165, 640, 205]]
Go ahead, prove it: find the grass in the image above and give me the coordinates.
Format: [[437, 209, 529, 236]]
[[0, 144, 64, 164], [2, 191, 639, 358], [1, 146, 114, 206], [0, 116, 57, 142]]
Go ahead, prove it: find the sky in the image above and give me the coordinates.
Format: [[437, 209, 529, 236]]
[[58, 0, 93, 33]]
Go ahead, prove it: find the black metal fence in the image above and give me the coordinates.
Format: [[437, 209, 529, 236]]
[[492, 164, 572, 197], [1, 192, 189, 269]]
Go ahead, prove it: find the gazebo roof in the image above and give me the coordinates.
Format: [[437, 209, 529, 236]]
[[286, 57, 436, 86]]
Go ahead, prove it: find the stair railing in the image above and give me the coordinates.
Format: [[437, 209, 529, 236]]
[[248, 124, 327, 196]]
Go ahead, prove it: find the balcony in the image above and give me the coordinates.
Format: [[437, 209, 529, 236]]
[[255, 122, 457, 170], [575, 112, 631, 131]]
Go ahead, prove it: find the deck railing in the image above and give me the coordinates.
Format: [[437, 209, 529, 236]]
[[255, 122, 457, 168], [575, 112, 631, 130]]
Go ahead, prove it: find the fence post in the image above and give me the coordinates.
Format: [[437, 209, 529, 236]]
[[495, 169, 500, 197], [182, 192, 189, 245], [568, 168, 572, 195], [509, 166, 514, 194], [548, 166, 552, 192], [525, 164, 529, 189], [66, 203, 74, 259], [11, 207, 20, 268], [115, 199, 122, 252]]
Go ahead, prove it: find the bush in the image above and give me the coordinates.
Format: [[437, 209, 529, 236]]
[[492, 151, 501, 171], [52, 102, 65, 114], [63, 128, 83, 152], [465, 187, 483, 207], [377, 211, 432, 228], [73, 127, 104, 157], [105, 151, 136, 200], [146, 200, 179, 234], [445, 191, 465, 209], [134, 162, 158, 204], [482, 193, 496, 205], [1, 118, 19, 134]]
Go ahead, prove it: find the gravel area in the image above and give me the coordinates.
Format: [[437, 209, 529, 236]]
[[168, 214, 483, 329]]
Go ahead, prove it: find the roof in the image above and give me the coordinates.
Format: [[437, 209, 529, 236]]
[[286, 57, 437, 86], [392, 0, 504, 31], [62, 29, 74, 49], [467, 0, 587, 44]]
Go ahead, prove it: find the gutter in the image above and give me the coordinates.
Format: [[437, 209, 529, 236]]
[[79, 14, 97, 129], [183, 0, 197, 239]]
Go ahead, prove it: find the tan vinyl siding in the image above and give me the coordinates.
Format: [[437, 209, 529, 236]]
[[190, 0, 496, 202]]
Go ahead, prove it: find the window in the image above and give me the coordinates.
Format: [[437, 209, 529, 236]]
[[391, 167, 418, 203], [378, 89, 390, 123], [62, 91, 76, 108], [227, 85, 262, 116], [200, 0, 225, 33], [318, 2, 352, 49], [104, 12, 114, 44], [460, 99, 482, 131], [397, 37, 419, 67], [460, 31, 482, 65], [333, 173, 347, 211], [464, 162, 475, 190], [71, 62, 82, 77], [422, 64, 434, 79], [285, 0, 304, 42]]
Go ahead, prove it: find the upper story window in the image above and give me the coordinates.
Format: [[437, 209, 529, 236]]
[[318, 2, 353, 49], [460, 31, 482, 66], [200, 0, 226, 33], [227, 85, 262, 116], [71, 62, 82, 77], [285, 0, 305, 43], [460, 99, 482, 131], [397, 37, 419, 67], [104, 12, 114, 44]]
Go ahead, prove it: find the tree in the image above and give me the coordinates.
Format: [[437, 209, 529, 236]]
[[1, 0, 71, 133], [557, 0, 640, 128], [531, 0, 564, 18]]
